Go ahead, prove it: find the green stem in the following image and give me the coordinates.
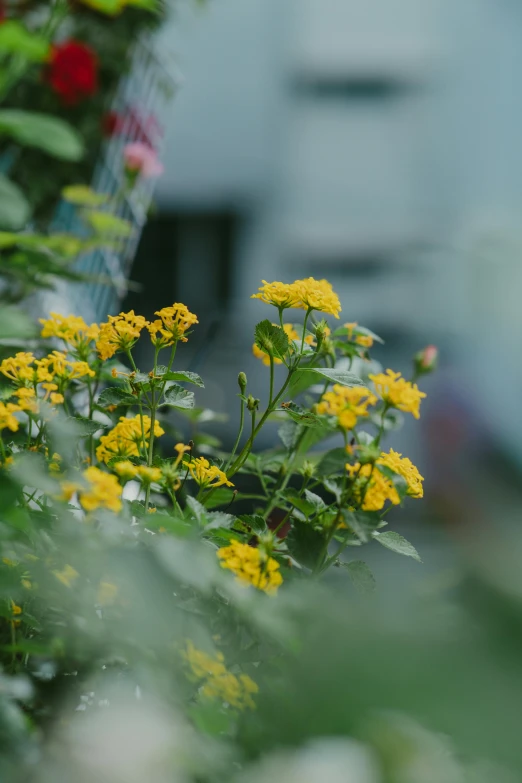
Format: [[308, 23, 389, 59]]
[[225, 398, 245, 471], [268, 354, 275, 406], [143, 346, 160, 509], [299, 308, 312, 357]]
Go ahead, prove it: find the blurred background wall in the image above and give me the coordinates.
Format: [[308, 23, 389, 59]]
[[126, 0, 522, 545]]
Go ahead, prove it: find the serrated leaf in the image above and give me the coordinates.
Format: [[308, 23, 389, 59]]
[[186, 495, 207, 524], [156, 368, 204, 387], [204, 487, 235, 509], [298, 367, 366, 388], [343, 560, 376, 594], [304, 489, 326, 510], [67, 416, 106, 436], [374, 531, 422, 562], [162, 384, 195, 409], [281, 401, 323, 427], [204, 512, 236, 532], [238, 514, 267, 534], [62, 185, 110, 207], [286, 521, 326, 570], [97, 387, 137, 408], [278, 419, 302, 450], [254, 320, 289, 360]]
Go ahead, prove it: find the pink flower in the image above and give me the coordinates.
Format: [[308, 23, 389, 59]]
[[123, 142, 164, 179], [415, 344, 438, 375]]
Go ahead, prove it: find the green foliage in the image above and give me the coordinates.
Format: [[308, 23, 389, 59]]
[[0, 175, 29, 230], [0, 110, 84, 161], [255, 320, 290, 360]]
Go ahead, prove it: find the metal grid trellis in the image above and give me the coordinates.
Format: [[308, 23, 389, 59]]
[[43, 35, 177, 325]]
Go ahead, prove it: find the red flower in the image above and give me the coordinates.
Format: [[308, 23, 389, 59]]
[[47, 40, 98, 105]]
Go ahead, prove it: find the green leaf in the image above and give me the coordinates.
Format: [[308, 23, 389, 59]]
[[0, 21, 50, 61], [343, 560, 376, 593], [97, 387, 137, 408], [62, 185, 110, 207], [342, 510, 382, 543], [238, 514, 267, 534], [304, 489, 326, 510], [204, 488, 235, 509], [188, 703, 235, 736], [254, 320, 289, 360], [186, 496, 207, 524], [297, 367, 366, 389], [374, 531, 422, 562], [0, 175, 30, 230], [0, 110, 84, 160], [156, 368, 204, 387], [278, 420, 302, 450], [67, 417, 106, 437], [286, 521, 326, 570], [316, 447, 349, 477], [162, 384, 195, 410], [203, 512, 236, 532], [84, 211, 134, 237], [281, 401, 324, 427]]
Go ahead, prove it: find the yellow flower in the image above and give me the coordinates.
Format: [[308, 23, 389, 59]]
[[13, 387, 37, 412], [346, 450, 424, 511], [78, 467, 122, 513], [251, 280, 301, 309], [39, 312, 99, 348], [137, 465, 162, 483], [97, 581, 118, 606], [45, 351, 95, 381], [49, 453, 63, 473], [0, 401, 20, 432], [174, 442, 191, 467], [369, 369, 426, 419], [217, 539, 282, 595], [187, 457, 233, 488], [96, 415, 165, 464], [113, 460, 139, 481], [344, 322, 373, 348], [182, 640, 258, 710], [10, 600, 22, 616], [0, 352, 37, 383], [316, 384, 377, 430], [294, 277, 341, 318], [53, 564, 79, 588], [252, 323, 314, 366], [148, 303, 199, 346], [378, 449, 424, 499], [96, 311, 149, 360]]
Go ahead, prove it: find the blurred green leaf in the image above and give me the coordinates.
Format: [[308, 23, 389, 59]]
[[343, 560, 376, 594], [255, 320, 289, 360], [97, 387, 137, 408], [0, 111, 84, 161], [0, 21, 50, 61], [0, 175, 30, 230], [156, 368, 204, 387], [62, 185, 110, 207], [84, 210, 134, 237]]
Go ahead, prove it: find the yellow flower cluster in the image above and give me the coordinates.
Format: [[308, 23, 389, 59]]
[[148, 303, 199, 347], [96, 415, 165, 463], [252, 323, 315, 366], [96, 304, 199, 359], [217, 539, 283, 595], [113, 461, 162, 484], [40, 312, 99, 348], [316, 384, 377, 430], [347, 449, 424, 511], [96, 310, 148, 360], [369, 369, 426, 419], [0, 351, 93, 411], [182, 639, 258, 710], [60, 466, 122, 513], [344, 322, 374, 348], [188, 457, 233, 488], [0, 402, 21, 432], [252, 277, 341, 318]]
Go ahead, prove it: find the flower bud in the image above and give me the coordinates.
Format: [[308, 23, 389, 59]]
[[358, 444, 380, 465], [238, 372, 247, 394], [300, 460, 315, 480], [246, 395, 259, 412], [414, 345, 438, 375]]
